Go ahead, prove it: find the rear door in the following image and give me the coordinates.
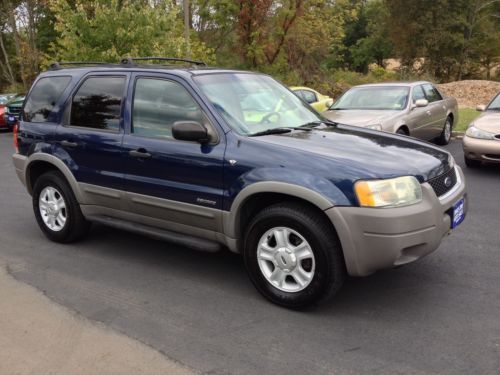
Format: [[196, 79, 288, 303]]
[[120, 73, 225, 233], [422, 83, 446, 138], [54, 73, 129, 205]]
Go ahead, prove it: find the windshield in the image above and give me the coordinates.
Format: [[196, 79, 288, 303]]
[[487, 93, 500, 110], [331, 86, 410, 110], [194, 73, 322, 135]]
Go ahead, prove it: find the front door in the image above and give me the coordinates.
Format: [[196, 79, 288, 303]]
[[121, 74, 226, 233]]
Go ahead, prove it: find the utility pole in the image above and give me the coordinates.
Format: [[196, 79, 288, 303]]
[[183, 0, 190, 58]]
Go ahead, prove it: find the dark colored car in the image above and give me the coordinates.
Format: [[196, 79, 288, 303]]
[[12, 59, 467, 308], [4, 94, 26, 128]]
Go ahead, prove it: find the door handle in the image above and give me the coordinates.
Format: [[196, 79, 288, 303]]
[[60, 140, 78, 148], [129, 149, 152, 159]]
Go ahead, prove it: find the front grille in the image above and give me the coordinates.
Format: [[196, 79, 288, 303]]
[[7, 106, 21, 116], [428, 167, 457, 197]]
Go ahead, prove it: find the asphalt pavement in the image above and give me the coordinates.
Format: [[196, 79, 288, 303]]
[[0, 131, 499, 374]]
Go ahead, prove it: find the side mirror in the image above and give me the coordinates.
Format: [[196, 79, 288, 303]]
[[476, 104, 486, 112], [172, 121, 209, 143], [414, 99, 429, 108]]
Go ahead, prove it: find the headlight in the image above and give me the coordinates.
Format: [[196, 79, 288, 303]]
[[448, 153, 455, 169], [466, 125, 495, 140], [354, 176, 422, 208], [365, 124, 382, 131]]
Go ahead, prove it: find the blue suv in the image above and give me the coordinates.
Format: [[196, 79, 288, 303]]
[[12, 58, 467, 308]]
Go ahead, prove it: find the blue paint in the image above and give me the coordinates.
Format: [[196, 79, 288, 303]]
[[17, 65, 452, 211]]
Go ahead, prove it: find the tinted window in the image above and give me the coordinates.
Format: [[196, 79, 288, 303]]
[[302, 90, 317, 104], [422, 84, 442, 103], [412, 85, 426, 103], [70, 76, 125, 131], [132, 78, 204, 138], [23, 76, 71, 122]]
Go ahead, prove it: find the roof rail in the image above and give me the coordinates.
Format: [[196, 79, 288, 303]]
[[49, 61, 109, 70], [120, 57, 207, 67]]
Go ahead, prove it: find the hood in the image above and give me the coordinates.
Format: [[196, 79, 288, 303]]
[[252, 125, 451, 182], [473, 112, 500, 133], [323, 109, 400, 127]]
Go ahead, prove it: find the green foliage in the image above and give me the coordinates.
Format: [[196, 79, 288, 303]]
[[44, 0, 214, 66], [456, 108, 481, 132]]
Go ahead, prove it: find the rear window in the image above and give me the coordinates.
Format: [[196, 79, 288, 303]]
[[22, 76, 71, 122], [70, 76, 126, 131]]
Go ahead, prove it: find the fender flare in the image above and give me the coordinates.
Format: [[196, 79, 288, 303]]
[[24, 153, 84, 202], [223, 181, 336, 239]]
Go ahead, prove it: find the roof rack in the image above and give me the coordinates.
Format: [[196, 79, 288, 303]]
[[49, 61, 109, 70], [120, 57, 207, 67]]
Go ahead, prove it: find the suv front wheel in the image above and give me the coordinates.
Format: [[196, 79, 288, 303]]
[[33, 171, 90, 243], [243, 202, 345, 309]]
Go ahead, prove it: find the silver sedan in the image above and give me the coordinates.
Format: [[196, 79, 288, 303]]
[[323, 81, 459, 145]]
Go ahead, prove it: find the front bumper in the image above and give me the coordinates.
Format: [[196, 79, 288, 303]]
[[326, 166, 467, 276], [463, 135, 500, 164]]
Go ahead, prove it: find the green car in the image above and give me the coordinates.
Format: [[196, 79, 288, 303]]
[[5, 94, 25, 128]]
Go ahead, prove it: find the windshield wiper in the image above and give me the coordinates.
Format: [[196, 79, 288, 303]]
[[299, 120, 338, 128], [249, 127, 312, 137]]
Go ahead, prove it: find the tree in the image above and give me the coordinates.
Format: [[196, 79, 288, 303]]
[[46, 0, 214, 65]]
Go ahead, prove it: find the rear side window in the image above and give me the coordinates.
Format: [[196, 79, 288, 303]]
[[302, 90, 317, 104], [70, 76, 126, 131], [22, 76, 71, 122], [422, 84, 443, 103]]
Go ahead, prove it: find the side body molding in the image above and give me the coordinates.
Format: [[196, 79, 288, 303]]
[[223, 181, 336, 240]]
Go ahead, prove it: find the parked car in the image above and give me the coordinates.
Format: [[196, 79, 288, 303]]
[[0, 93, 17, 130], [12, 59, 467, 308], [4, 94, 26, 128], [462, 93, 500, 167], [323, 82, 458, 145], [290, 86, 333, 112]]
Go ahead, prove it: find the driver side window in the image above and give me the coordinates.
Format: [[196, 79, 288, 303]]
[[412, 85, 426, 103], [132, 78, 204, 139]]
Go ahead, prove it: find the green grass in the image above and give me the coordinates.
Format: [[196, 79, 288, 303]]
[[455, 108, 481, 132]]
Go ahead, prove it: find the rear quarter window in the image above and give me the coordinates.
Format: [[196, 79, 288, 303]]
[[22, 76, 71, 122]]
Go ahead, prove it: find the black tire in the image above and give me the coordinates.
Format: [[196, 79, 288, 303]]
[[33, 171, 90, 243], [243, 202, 346, 309], [435, 116, 452, 145], [396, 127, 408, 136], [464, 156, 481, 168]]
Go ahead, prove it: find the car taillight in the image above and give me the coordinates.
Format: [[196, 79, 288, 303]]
[[13, 123, 19, 152]]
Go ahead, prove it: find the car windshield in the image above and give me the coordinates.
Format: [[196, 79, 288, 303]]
[[331, 86, 410, 110], [194, 73, 321, 135], [486, 94, 500, 110]]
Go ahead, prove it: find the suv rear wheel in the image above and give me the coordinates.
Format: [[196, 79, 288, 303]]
[[33, 171, 90, 243], [243, 202, 345, 309]]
